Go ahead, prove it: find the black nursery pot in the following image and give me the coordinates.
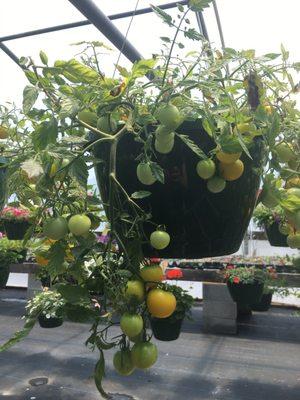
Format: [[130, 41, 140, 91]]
[[38, 315, 63, 328], [0, 265, 9, 288], [93, 120, 265, 258], [251, 292, 273, 312], [150, 317, 183, 341], [265, 222, 288, 247], [4, 220, 31, 240], [227, 280, 264, 306]]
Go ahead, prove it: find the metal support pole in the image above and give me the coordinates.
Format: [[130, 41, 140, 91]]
[[195, 12, 210, 41], [0, 43, 25, 69], [68, 0, 144, 63], [0, 1, 188, 43]]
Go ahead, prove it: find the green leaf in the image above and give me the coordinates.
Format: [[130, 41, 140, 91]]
[[32, 117, 58, 151], [54, 59, 99, 84], [149, 161, 164, 184], [160, 36, 171, 43], [202, 118, 214, 136], [263, 53, 281, 60], [218, 134, 243, 153], [22, 86, 39, 114], [280, 43, 289, 61], [115, 65, 130, 77], [131, 191, 151, 199], [39, 50, 48, 65], [184, 28, 203, 41], [24, 70, 38, 85], [131, 58, 157, 79], [69, 157, 88, 188], [151, 5, 173, 26], [0, 317, 36, 352], [189, 0, 213, 12], [177, 133, 207, 159], [94, 351, 109, 399], [47, 241, 66, 278], [59, 97, 80, 119], [56, 284, 90, 304]]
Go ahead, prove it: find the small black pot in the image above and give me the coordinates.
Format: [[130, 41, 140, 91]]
[[38, 315, 63, 328], [0, 265, 9, 288], [265, 222, 288, 247], [4, 220, 31, 240], [150, 317, 183, 341], [251, 292, 273, 312], [227, 280, 264, 307]]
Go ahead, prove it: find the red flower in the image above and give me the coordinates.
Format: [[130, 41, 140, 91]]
[[226, 264, 235, 270], [233, 276, 240, 284], [166, 269, 183, 280]]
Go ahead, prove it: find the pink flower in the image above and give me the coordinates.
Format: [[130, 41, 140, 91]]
[[233, 276, 240, 284]]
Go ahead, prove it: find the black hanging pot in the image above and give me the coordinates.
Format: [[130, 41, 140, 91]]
[[251, 292, 273, 311], [150, 316, 183, 341], [265, 222, 288, 247], [0, 265, 10, 288], [38, 314, 63, 328], [0, 157, 8, 212], [227, 280, 264, 306], [93, 120, 264, 258], [3, 220, 31, 240]]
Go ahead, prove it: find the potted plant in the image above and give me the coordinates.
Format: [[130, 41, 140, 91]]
[[0, 248, 20, 288], [0, 0, 299, 396], [224, 266, 265, 308], [0, 206, 32, 240], [149, 283, 194, 341], [26, 289, 65, 328], [0, 237, 27, 263], [253, 204, 289, 247]]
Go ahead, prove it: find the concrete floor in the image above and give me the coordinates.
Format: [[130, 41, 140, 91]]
[[0, 291, 300, 400]]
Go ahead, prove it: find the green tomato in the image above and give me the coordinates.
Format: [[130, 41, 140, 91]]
[[207, 176, 226, 193], [278, 222, 290, 235], [157, 104, 182, 130], [154, 137, 174, 154], [78, 110, 98, 127], [287, 188, 300, 198], [137, 162, 156, 185], [131, 341, 158, 369], [196, 159, 216, 180], [113, 350, 135, 376], [43, 217, 69, 240], [275, 143, 295, 163], [97, 115, 117, 134], [150, 230, 170, 250], [120, 313, 143, 338], [125, 280, 145, 303], [287, 233, 300, 249], [68, 214, 91, 236]]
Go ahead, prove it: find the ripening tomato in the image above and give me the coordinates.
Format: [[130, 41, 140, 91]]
[[147, 288, 176, 318], [120, 313, 143, 337], [140, 265, 164, 286], [150, 230, 170, 250], [216, 151, 241, 164], [68, 214, 91, 236], [219, 160, 244, 181], [125, 280, 145, 303], [0, 126, 9, 139], [113, 349, 135, 376], [43, 217, 68, 240], [131, 341, 158, 369]]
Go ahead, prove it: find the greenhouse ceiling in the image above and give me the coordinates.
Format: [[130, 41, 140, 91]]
[[0, 0, 299, 105]]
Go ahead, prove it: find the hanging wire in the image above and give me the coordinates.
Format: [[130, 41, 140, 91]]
[[113, 0, 140, 78]]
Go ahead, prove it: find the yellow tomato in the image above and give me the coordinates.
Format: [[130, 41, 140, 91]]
[[220, 159, 244, 181], [216, 151, 242, 164], [147, 288, 176, 318], [140, 265, 164, 287]]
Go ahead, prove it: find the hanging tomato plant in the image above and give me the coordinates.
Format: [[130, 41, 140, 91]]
[[0, 0, 299, 397]]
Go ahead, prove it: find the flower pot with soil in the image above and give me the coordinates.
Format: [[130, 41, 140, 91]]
[[0, 206, 32, 240]]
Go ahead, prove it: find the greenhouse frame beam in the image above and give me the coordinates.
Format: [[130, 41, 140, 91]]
[[0, 1, 188, 43], [0, 42, 25, 69]]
